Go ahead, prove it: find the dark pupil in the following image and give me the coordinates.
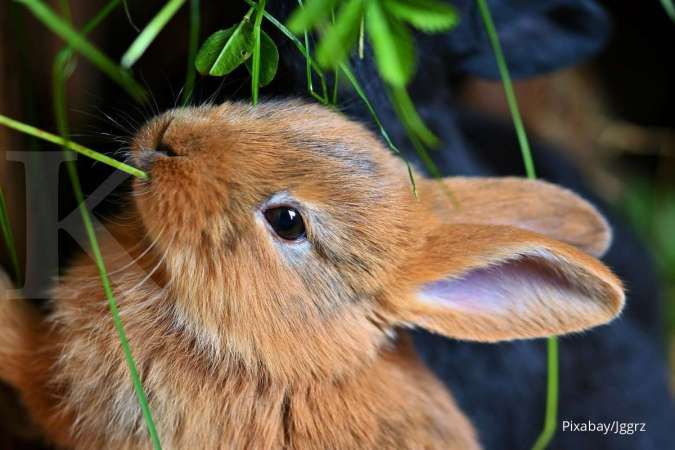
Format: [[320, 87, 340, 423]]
[[264, 207, 306, 240]]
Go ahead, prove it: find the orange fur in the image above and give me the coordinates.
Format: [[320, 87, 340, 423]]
[[427, 177, 612, 256], [0, 100, 624, 449]]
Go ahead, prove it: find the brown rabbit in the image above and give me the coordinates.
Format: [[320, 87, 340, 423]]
[[0, 100, 624, 449]]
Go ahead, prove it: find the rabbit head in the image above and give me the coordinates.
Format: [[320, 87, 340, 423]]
[[130, 100, 624, 382]]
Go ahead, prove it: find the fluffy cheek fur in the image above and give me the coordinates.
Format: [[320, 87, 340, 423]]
[[157, 229, 393, 381], [133, 159, 233, 250], [134, 184, 389, 381]]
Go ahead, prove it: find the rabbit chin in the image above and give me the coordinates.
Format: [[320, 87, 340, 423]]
[[168, 295, 398, 382]]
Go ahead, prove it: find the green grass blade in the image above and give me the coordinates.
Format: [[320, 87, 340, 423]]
[[358, 14, 365, 58], [661, 0, 675, 22], [53, 46, 162, 450], [303, 28, 318, 99], [0, 114, 147, 179], [332, 67, 340, 104], [121, 0, 187, 68], [532, 337, 559, 450], [297, 0, 328, 103], [181, 0, 201, 105], [287, 0, 338, 33], [476, 0, 535, 179], [0, 187, 21, 285], [250, 0, 329, 102], [255, 1, 433, 198], [66, 158, 163, 450], [389, 85, 439, 148], [338, 65, 394, 148], [56, 0, 121, 73], [330, 8, 339, 105], [366, 0, 415, 87], [339, 64, 417, 196], [251, 0, 267, 105], [315, 0, 364, 68], [474, 1, 552, 448], [385, 0, 459, 33], [17, 0, 146, 102], [79, 0, 121, 35], [245, 30, 279, 87]]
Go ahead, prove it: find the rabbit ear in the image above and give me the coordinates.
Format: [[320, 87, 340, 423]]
[[425, 177, 611, 256], [392, 224, 624, 342]]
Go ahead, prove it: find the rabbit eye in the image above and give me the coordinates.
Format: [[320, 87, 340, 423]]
[[264, 206, 306, 241]]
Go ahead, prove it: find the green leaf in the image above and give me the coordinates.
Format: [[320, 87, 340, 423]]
[[389, 85, 438, 147], [287, 0, 339, 33], [195, 12, 255, 77], [246, 0, 424, 196], [366, 0, 415, 87], [384, 0, 459, 33], [316, 0, 364, 68], [244, 0, 329, 102], [661, 0, 675, 22], [245, 30, 278, 87]]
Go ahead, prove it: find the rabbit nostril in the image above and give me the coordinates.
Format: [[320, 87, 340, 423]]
[[156, 140, 178, 157], [153, 117, 176, 157]]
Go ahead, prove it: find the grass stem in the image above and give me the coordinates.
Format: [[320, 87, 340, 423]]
[[476, 0, 536, 179], [339, 64, 417, 196], [251, 0, 328, 102], [181, 0, 201, 105], [65, 154, 163, 450], [475, 2, 555, 449], [53, 27, 162, 449], [0, 114, 147, 179], [532, 337, 559, 450], [251, 0, 267, 105]]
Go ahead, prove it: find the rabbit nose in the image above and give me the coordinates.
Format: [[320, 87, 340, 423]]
[[155, 140, 178, 158], [154, 117, 178, 157], [136, 142, 179, 171], [136, 148, 160, 171]]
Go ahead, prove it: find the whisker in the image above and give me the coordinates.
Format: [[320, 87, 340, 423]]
[[121, 232, 175, 297], [107, 228, 165, 276]]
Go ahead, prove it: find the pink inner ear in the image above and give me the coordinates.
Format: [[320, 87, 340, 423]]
[[418, 253, 581, 315]]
